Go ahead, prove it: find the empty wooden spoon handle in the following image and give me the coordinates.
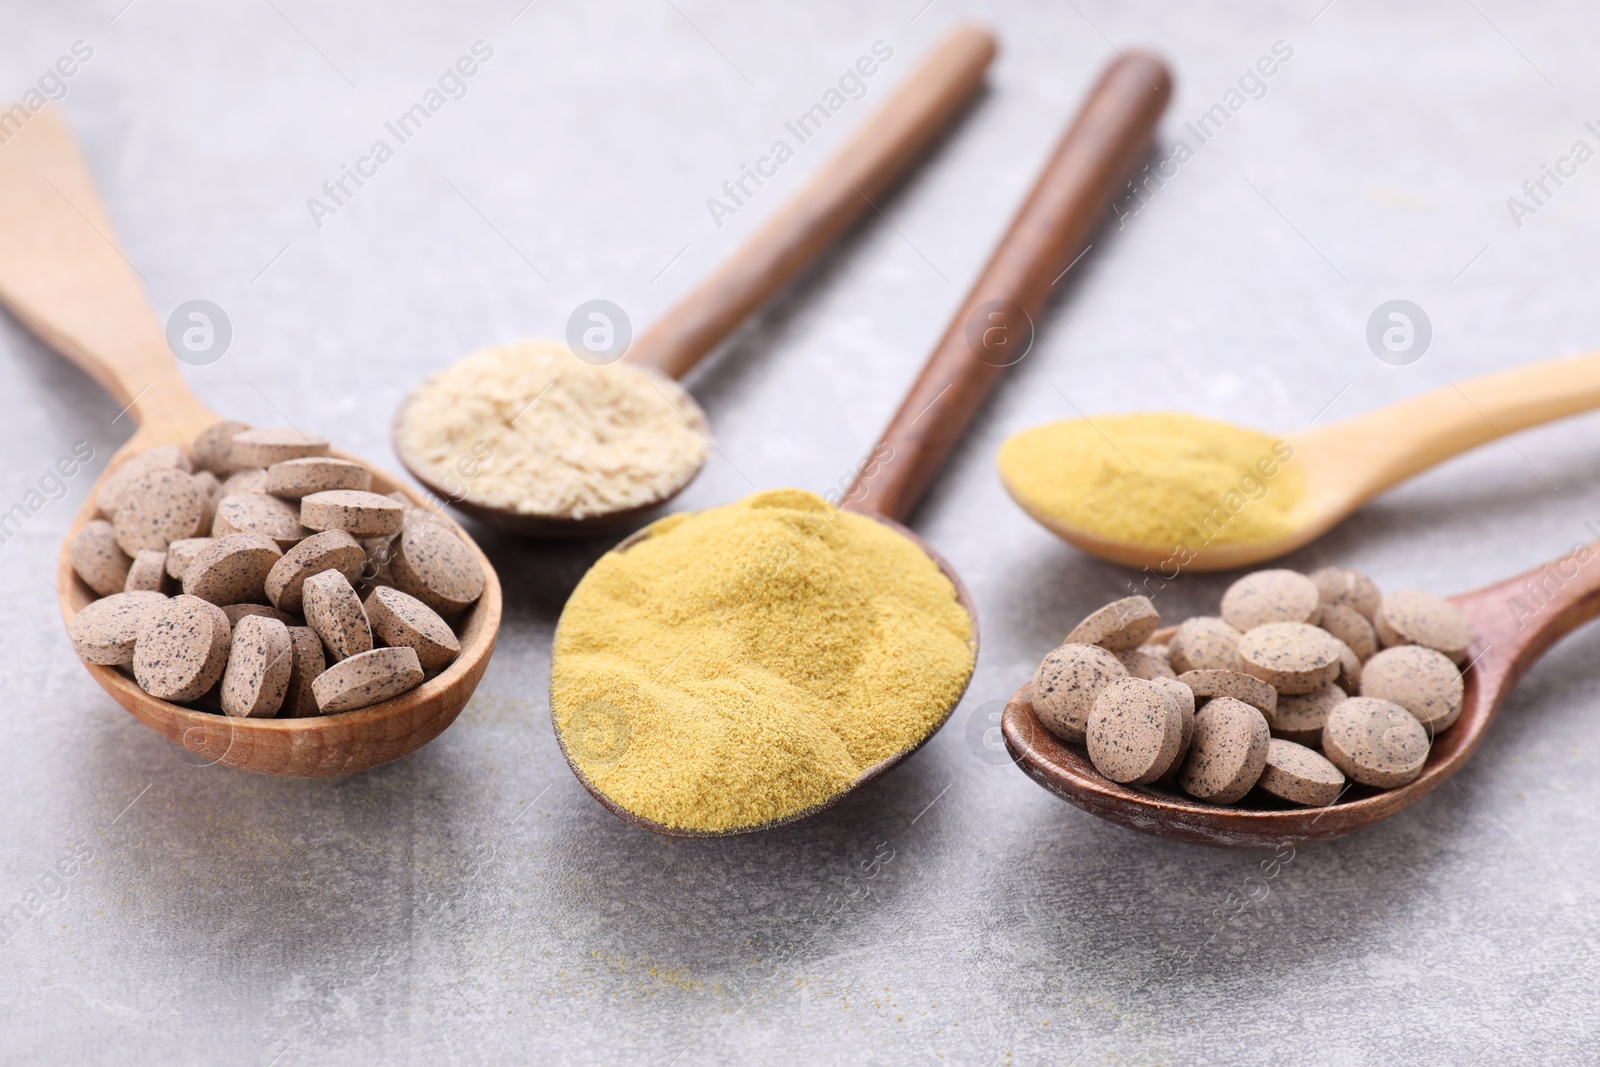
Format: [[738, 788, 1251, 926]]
[[0, 108, 210, 433], [625, 23, 998, 380], [844, 50, 1172, 521]]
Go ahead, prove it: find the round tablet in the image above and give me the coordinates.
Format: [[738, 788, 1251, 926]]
[[364, 586, 460, 672], [96, 444, 190, 516], [183, 533, 284, 606], [164, 537, 212, 581], [124, 549, 169, 593], [1318, 602, 1378, 661], [70, 519, 132, 596], [221, 615, 293, 717], [111, 467, 207, 554], [1220, 569, 1321, 631], [1032, 643, 1128, 745], [263, 457, 372, 499], [218, 468, 269, 499], [189, 419, 252, 475], [1064, 596, 1161, 651], [132, 595, 232, 701], [387, 519, 484, 618], [1256, 739, 1345, 806], [264, 529, 366, 613], [1167, 616, 1242, 674], [1376, 589, 1474, 664], [1151, 675, 1196, 773], [221, 603, 298, 629], [1359, 646, 1464, 734], [67, 590, 168, 665], [281, 626, 328, 717], [212, 493, 308, 549], [1114, 645, 1176, 680], [1177, 669, 1277, 717], [1237, 622, 1343, 694], [1085, 678, 1185, 785], [312, 646, 425, 712], [300, 490, 405, 539], [303, 569, 374, 662], [1322, 697, 1429, 788], [1310, 566, 1382, 621], [1267, 682, 1345, 746], [228, 427, 329, 467], [1177, 696, 1270, 805]]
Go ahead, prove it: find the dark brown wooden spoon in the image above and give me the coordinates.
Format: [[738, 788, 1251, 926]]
[[552, 49, 1175, 836], [1002, 545, 1600, 847]]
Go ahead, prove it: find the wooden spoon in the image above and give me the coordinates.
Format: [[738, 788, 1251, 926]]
[[393, 24, 999, 538], [0, 107, 501, 777], [552, 50, 1175, 836], [1002, 543, 1600, 847], [1005, 351, 1600, 571]]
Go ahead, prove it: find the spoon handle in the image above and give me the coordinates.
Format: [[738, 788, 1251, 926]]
[[624, 24, 998, 381], [0, 108, 211, 434], [843, 51, 1172, 521]]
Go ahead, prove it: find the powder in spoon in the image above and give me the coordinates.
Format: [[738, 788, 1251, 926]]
[[997, 412, 1302, 549], [394, 340, 710, 520], [551, 489, 976, 832]]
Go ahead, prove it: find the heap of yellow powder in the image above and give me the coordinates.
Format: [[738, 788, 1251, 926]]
[[550, 489, 976, 833], [996, 412, 1303, 549]]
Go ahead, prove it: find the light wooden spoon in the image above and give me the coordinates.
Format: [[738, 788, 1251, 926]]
[[1002, 542, 1600, 847], [552, 50, 1175, 836], [1005, 351, 1600, 571], [0, 106, 501, 777], [393, 24, 998, 537]]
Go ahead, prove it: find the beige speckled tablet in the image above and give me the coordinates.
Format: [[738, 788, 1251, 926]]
[[1334, 641, 1362, 695], [1360, 646, 1464, 734], [165, 537, 212, 581], [67, 590, 168, 665], [1177, 696, 1270, 804], [212, 492, 308, 549], [263, 457, 372, 499], [192, 469, 221, 504], [1310, 566, 1382, 621], [1268, 682, 1346, 746], [1085, 678, 1184, 785], [281, 625, 328, 717], [299, 490, 404, 538], [1064, 596, 1161, 651], [1237, 622, 1343, 694], [70, 519, 132, 596], [264, 529, 366, 613], [190, 419, 252, 475], [1114, 645, 1176, 680], [1167, 616, 1242, 674], [221, 615, 293, 717], [218, 468, 269, 499], [221, 602, 299, 629], [1375, 589, 1474, 664], [1257, 739, 1345, 806], [387, 519, 484, 618], [96, 444, 190, 516], [132, 594, 232, 701], [1032, 643, 1128, 745], [111, 467, 207, 554], [124, 549, 169, 593], [1319, 602, 1378, 661], [364, 586, 460, 672], [1151, 675, 1196, 774], [1177, 669, 1277, 716], [312, 645, 425, 712], [302, 569, 373, 661], [183, 533, 284, 606], [1220, 569, 1322, 631], [1322, 697, 1429, 788], [228, 427, 329, 467]]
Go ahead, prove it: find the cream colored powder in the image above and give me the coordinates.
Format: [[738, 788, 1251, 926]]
[[395, 340, 710, 519]]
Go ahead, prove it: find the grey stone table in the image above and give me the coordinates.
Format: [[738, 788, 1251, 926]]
[[3, 1, 1597, 1062]]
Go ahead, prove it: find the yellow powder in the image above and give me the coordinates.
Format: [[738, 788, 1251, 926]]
[[394, 339, 709, 519], [550, 489, 976, 832], [997, 412, 1302, 549]]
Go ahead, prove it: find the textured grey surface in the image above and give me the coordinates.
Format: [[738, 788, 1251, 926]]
[[3, 1, 1599, 1063]]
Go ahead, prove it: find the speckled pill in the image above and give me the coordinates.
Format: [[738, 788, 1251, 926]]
[[1177, 669, 1277, 717], [264, 529, 366, 613], [182, 533, 283, 606], [1221, 569, 1322, 631], [263, 457, 372, 499], [312, 645, 425, 712], [280, 625, 328, 717], [212, 492, 308, 549], [1151, 675, 1196, 774], [1375, 589, 1474, 664], [1032, 643, 1129, 745], [165, 537, 212, 581], [67, 590, 168, 665], [70, 519, 132, 596], [228, 427, 329, 467], [220, 615, 293, 717], [189, 419, 253, 475], [132, 594, 232, 701], [1256, 739, 1346, 807], [124, 549, 168, 593], [302, 569, 373, 661], [96, 444, 190, 516], [1064, 596, 1161, 651], [1177, 696, 1271, 805], [299, 490, 405, 538], [111, 467, 207, 554], [364, 585, 460, 672], [1322, 697, 1429, 788], [218, 468, 269, 499], [387, 519, 484, 618], [1267, 682, 1346, 746], [221, 603, 299, 629], [1086, 677, 1186, 785], [1237, 622, 1343, 694], [1114, 645, 1176, 680], [1167, 616, 1242, 675], [1310, 566, 1382, 622], [1360, 645, 1464, 734], [1319, 602, 1378, 661]]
